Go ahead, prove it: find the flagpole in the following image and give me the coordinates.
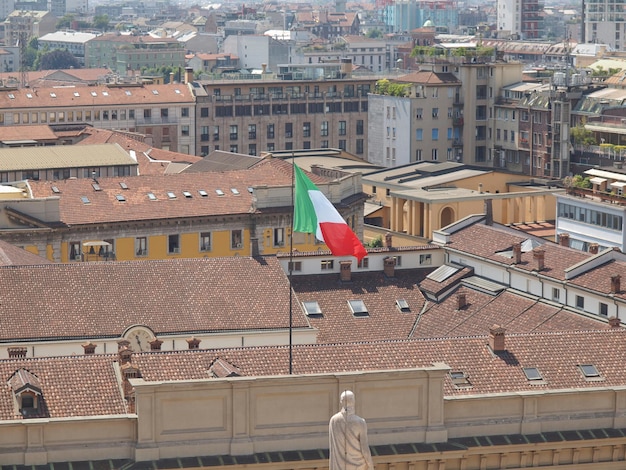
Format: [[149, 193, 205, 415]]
[[288, 153, 295, 375]]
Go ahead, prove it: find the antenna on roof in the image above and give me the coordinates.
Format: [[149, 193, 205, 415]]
[[92, 171, 99, 184]]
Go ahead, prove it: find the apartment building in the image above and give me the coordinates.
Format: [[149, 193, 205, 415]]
[[497, 0, 544, 39], [0, 82, 195, 154], [585, 0, 626, 50], [368, 70, 462, 167], [84, 33, 185, 73], [37, 31, 98, 66], [2, 10, 56, 47], [191, 70, 374, 158]]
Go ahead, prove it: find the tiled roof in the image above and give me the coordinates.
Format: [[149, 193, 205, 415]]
[[0, 83, 194, 108], [0, 355, 127, 420], [130, 328, 626, 396], [89, 33, 180, 44], [182, 150, 261, 172], [0, 257, 307, 342], [0, 240, 53, 266], [0, 125, 58, 142], [413, 286, 609, 339], [569, 259, 626, 301], [290, 268, 432, 343], [446, 222, 590, 281], [28, 158, 319, 225], [396, 71, 461, 85], [74, 127, 202, 175]]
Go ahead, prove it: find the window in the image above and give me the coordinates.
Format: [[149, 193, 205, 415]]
[[356, 120, 364, 135], [420, 254, 432, 265], [450, 371, 472, 388], [160, 108, 169, 118], [356, 139, 364, 154], [200, 232, 211, 251], [303, 122, 311, 137], [288, 261, 302, 272], [579, 364, 600, 378], [600, 302, 608, 316], [285, 122, 293, 138], [267, 123, 275, 139], [230, 125, 238, 140], [182, 107, 189, 117], [249, 144, 257, 155], [321, 259, 334, 270], [358, 257, 369, 268], [273, 228, 285, 247], [200, 107, 209, 118], [416, 129, 423, 141], [69, 242, 81, 261], [432, 128, 439, 140], [576, 295, 584, 310], [167, 234, 180, 254], [552, 288, 560, 302], [321, 121, 329, 136], [181, 125, 189, 136], [348, 299, 369, 317], [135, 237, 148, 256], [302, 301, 322, 316], [523, 367, 543, 381], [144, 109, 151, 119], [432, 107, 439, 118], [338, 121, 346, 135], [231, 230, 243, 249]]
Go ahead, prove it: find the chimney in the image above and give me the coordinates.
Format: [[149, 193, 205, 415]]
[[533, 248, 545, 271], [383, 256, 396, 278], [512, 242, 522, 264], [457, 292, 467, 310], [340, 57, 353, 78], [588, 243, 599, 254], [184, 66, 194, 84], [187, 337, 201, 349], [169, 71, 175, 83], [609, 316, 621, 328], [489, 325, 506, 352], [250, 237, 260, 257], [484, 198, 493, 226], [478, 183, 483, 193], [611, 275, 621, 294], [82, 342, 97, 355], [385, 232, 393, 249], [340, 260, 352, 282], [558, 233, 570, 247], [149, 338, 163, 351]]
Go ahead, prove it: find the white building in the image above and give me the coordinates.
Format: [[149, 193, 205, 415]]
[[38, 31, 98, 66], [585, 0, 626, 50]]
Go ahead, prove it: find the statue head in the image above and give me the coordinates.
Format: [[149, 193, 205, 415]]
[[340, 390, 355, 413]]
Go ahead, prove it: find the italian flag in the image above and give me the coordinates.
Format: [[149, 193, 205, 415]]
[[293, 164, 367, 261]]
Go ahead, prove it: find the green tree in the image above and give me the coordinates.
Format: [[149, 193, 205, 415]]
[[56, 14, 75, 30], [37, 49, 80, 70], [570, 123, 596, 148], [93, 14, 110, 31], [375, 79, 409, 97], [367, 236, 383, 248], [366, 29, 383, 39]]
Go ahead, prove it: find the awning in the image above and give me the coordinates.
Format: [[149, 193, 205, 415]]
[[589, 177, 607, 185], [610, 181, 626, 188], [83, 241, 111, 247]]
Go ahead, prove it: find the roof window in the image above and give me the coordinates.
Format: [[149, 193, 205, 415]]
[[396, 299, 410, 312], [74, 92, 80, 97], [147, 192, 157, 201], [8, 94, 14, 99], [119, 182, 128, 189], [216, 189, 225, 196], [450, 371, 472, 388], [523, 367, 543, 381], [115, 194, 126, 202], [91, 91, 97, 97], [579, 364, 603, 381], [26, 93, 32, 99], [348, 299, 368, 317], [231, 188, 240, 195], [102, 91, 109, 96], [152, 89, 159, 95], [81, 196, 90, 204], [51, 186, 60, 193], [182, 191, 192, 198], [50, 92, 56, 98], [125, 90, 132, 96], [198, 190, 208, 197], [302, 301, 322, 317], [92, 183, 101, 191], [167, 191, 176, 199]]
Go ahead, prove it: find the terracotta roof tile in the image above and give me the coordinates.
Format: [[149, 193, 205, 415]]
[[0, 240, 53, 266], [0, 257, 307, 342]]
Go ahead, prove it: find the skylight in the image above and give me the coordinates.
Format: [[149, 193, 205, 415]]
[[26, 93, 32, 99], [102, 91, 109, 96], [51, 186, 60, 194], [119, 182, 128, 189], [167, 191, 176, 199], [8, 94, 14, 99], [198, 190, 208, 197], [216, 189, 225, 196], [125, 90, 132, 96], [147, 192, 157, 201], [579, 364, 600, 378], [231, 188, 240, 195], [396, 299, 410, 312], [247, 187, 254, 193], [92, 183, 101, 191], [74, 92, 80, 97], [152, 89, 159, 95], [81, 196, 90, 204], [302, 301, 322, 316], [449, 371, 472, 388], [183, 191, 192, 198], [91, 91, 97, 97], [50, 92, 57, 98], [348, 299, 369, 317], [175, 89, 181, 94], [115, 194, 126, 202], [523, 367, 543, 381]]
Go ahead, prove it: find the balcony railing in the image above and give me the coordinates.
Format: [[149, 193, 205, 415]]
[[566, 187, 626, 206]]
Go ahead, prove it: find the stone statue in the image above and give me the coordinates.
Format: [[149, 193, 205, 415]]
[[329, 390, 374, 470]]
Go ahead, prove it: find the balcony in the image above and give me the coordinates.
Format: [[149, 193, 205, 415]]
[[453, 117, 464, 126], [452, 139, 463, 147], [566, 187, 626, 206]]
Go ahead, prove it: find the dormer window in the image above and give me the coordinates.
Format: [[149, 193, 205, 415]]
[[8, 369, 45, 418]]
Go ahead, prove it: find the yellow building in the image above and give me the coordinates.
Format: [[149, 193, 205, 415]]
[[0, 158, 366, 262], [363, 161, 561, 239]]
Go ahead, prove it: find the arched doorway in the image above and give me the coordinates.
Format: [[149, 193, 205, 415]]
[[440, 206, 455, 228]]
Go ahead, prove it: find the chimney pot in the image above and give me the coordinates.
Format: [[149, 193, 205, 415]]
[[611, 275, 621, 294], [533, 248, 545, 271], [512, 242, 522, 264], [609, 316, 621, 328], [589, 243, 599, 254], [340, 260, 352, 282], [383, 256, 396, 278], [489, 324, 506, 352], [558, 233, 570, 247]]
